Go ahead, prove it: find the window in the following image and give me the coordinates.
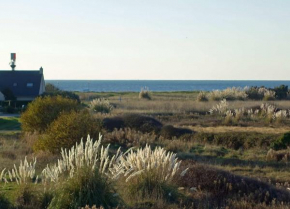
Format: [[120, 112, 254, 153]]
[[13, 83, 17, 87], [27, 83, 33, 87]]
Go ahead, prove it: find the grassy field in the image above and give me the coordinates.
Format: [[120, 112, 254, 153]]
[[1, 92, 290, 208]]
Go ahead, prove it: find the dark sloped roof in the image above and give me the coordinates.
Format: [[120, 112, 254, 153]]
[[0, 70, 43, 98]]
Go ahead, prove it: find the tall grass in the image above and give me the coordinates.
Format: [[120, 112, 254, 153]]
[[1, 157, 37, 184], [90, 98, 113, 113], [41, 134, 120, 183], [139, 87, 151, 100]]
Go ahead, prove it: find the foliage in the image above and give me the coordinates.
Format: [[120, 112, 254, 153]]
[[160, 125, 192, 139], [90, 98, 113, 113], [34, 110, 101, 153], [179, 161, 290, 206], [0, 192, 11, 209], [21, 96, 80, 133], [102, 117, 125, 131], [273, 85, 288, 100], [139, 87, 151, 100], [48, 167, 118, 209], [270, 132, 290, 150], [45, 83, 60, 93], [104, 128, 158, 148], [122, 114, 163, 133], [41, 91, 80, 103], [193, 132, 278, 150], [246, 86, 264, 100], [103, 114, 163, 133]]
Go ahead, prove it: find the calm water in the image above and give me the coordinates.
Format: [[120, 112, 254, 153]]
[[46, 80, 290, 92]]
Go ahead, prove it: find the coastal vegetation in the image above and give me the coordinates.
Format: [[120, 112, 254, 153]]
[[1, 85, 290, 208]]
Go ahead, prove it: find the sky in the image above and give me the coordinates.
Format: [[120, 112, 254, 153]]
[[0, 0, 289, 80]]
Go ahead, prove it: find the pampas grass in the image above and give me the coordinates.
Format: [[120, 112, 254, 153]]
[[41, 134, 121, 183], [1, 157, 37, 184], [90, 98, 113, 113], [139, 87, 151, 100]]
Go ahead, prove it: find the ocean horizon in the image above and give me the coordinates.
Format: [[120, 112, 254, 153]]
[[45, 80, 290, 92]]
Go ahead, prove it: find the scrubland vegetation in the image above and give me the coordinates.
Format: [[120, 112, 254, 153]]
[[1, 85, 290, 208]]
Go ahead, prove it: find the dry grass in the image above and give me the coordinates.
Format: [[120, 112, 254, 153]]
[[187, 126, 290, 134]]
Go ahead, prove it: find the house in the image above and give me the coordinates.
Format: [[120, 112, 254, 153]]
[[0, 53, 45, 101], [0, 92, 4, 101]]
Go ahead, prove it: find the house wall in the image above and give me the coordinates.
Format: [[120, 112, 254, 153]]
[[17, 96, 36, 101], [0, 92, 4, 101], [39, 75, 45, 95]]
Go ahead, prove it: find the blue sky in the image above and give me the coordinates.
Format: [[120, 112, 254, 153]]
[[0, 0, 289, 80]]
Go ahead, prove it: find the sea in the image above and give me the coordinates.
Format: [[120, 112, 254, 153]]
[[45, 80, 290, 92]]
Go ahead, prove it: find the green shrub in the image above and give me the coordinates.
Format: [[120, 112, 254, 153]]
[[246, 86, 263, 100], [21, 96, 80, 133], [90, 98, 113, 113], [48, 167, 118, 209], [103, 114, 162, 133], [179, 161, 290, 205], [0, 192, 11, 209], [270, 132, 290, 150], [14, 184, 53, 209], [34, 110, 101, 153], [102, 117, 125, 131], [122, 114, 162, 133], [3, 106, 15, 114], [41, 91, 80, 103], [45, 83, 60, 92], [160, 125, 192, 139], [274, 85, 288, 100]]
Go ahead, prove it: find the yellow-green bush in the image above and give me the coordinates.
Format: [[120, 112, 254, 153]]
[[48, 167, 118, 209], [34, 110, 102, 153], [21, 96, 80, 133]]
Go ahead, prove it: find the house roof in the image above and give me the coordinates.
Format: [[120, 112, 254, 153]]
[[0, 70, 43, 98]]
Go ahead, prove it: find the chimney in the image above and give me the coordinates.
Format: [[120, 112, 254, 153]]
[[39, 66, 43, 74], [10, 53, 16, 71]]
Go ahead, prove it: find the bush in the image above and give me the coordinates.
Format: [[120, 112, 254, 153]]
[[103, 114, 163, 133], [104, 128, 158, 148], [139, 87, 151, 100], [246, 86, 263, 100], [90, 98, 113, 113], [34, 110, 101, 153], [45, 83, 60, 93], [270, 132, 290, 150], [41, 91, 80, 103], [102, 117, 125, 131], [21, 96, 80, 133], [0, 192, 11, 209], [160, 125, 192, 139], [193, 132, 277, 150], [274, 85, 288, 100], [48, 167, 118, 209], [122, 114, 162, 133], [178, 161, 290, 205]]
